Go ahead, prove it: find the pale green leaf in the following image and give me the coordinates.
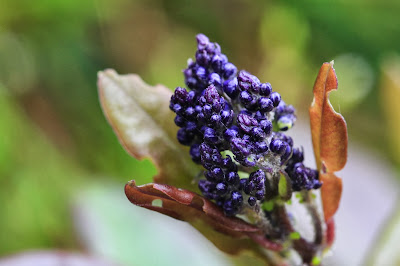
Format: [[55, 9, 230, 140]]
[[97, 69, 201, 189]]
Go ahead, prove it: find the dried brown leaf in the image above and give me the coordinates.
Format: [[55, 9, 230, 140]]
[[309, 62, 347, 222], [309, 62, 348, 173], [320, 173, 342, 222]]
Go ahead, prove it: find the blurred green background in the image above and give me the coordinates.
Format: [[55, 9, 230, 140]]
[[0, 0, 400, 264]]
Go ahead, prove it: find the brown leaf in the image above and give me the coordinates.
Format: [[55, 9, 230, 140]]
[[320, 173, 342, 221], [309, 62, 347, 222], [309, 62, 348, 173], [98, 70, 201, 189], [125, 180, 283, 256], [325, 218, 335, 247]]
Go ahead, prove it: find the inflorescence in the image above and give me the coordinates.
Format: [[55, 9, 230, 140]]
[[170, 34, 321, 216]]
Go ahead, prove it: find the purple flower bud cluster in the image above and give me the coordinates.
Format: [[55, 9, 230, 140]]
[[184, 34, 237, 94], [198, 143, 243, 215], [285, 147, 322, 191], [170, 34, 321, 215]]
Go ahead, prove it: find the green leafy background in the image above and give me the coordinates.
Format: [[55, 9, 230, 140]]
[[0, 0, 399, 264]]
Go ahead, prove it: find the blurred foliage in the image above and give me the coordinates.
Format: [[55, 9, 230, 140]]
[[0, 0, 399, 260]]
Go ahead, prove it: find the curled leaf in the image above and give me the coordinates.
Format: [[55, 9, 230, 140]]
[[125, 180, 283, 256], [309, 62, 347, 222], [320, 173, 342, 222], [309, 61, 348, 173], [98, 69, 201, 189]]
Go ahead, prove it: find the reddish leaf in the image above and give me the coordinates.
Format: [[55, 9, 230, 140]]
[[320, 173, 342, 221], [325, 218, 335, 247], [309, 62, 348, 173], [309, 62, 347, 223], [125, 180, 283, 256]]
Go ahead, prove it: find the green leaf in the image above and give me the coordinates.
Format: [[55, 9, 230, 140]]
[[97, 69, 201, 190], [262, 201, 274, 212], [311, 256, 322, 266], [289, 232, 301, 240], [278, 173, 292, 201]]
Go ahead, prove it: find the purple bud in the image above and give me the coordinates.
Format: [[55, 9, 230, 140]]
[[196, 34, 210, 50], [210, 114, 221, 126], [231, 191, 243, 204], [248, 196, 256, 206], [190, 144, 201, 163], [172, 103, 182, 114], [291, 148, 304, 162], [260, 82, 272, 96], [224, 126, 239, 141], [185, 121, 197, 132], [282, 145, 292, 161], [231, 138, 252, 156], [177, 128, 193, 145], [204, 85, 220, 103], [258, 97, 274, 112], [259, 120, 272, 135], [209, 73, 222, 87], [185, 77, 197, 89], [198, 179, 213, 194], [196, 66, 207, 81], [270, 139, 287, 155], [174, 87, 189, 103], [239, 178, 248, 190], [270, 92, 281, 107], [216, 183, 228, 195], [226, 171, 239, 184], [223, 200, 236, 216], [185, 106, 196, 118], [250, 127, 265, 140], [237, 113, 258, 134], [174, 115, 185, 127], [255, 190, 265, 200], [221, 109, 233, 126], [223, 78, 239, 99], [222, 63, 237, 79], [195, 50, 209, 66], [202, 104, 212, 117], [254, 111, 265, 121], [211, 54, 223, 72], [220, 54, 228, 64], [188, 90, 196, 102], [255, 141, 268, 153], [238, 70, 260, 91], [244, 181, 255, 194], [239, 91, 253, 105], [204, 127, 219, 144], [211, 167, 225, 181]]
